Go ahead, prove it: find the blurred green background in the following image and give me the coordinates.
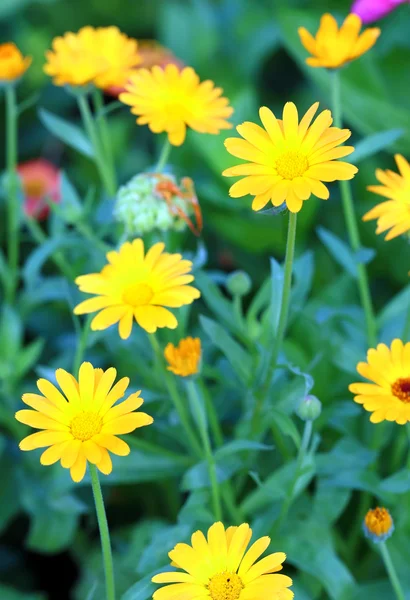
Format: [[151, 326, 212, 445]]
[[1, 0, 410, 598]]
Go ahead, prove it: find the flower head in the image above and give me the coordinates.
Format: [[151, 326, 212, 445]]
[[119, 64, 233, 146], [74, 239, 200, 339], [15, 362, 153, 482], [165, 337, 201, 377], [298, 13, 380, 69], [352, 0, 409, 24], [363, 154, 410, 241], [363, 507, 394, 543], [349, 339, 410, 424], [223, 102, 357, 213], [152, 521, 293, 600], [17, 159, 60, 220], [138, 40, 183, 71], [0, 42, 31, 82]]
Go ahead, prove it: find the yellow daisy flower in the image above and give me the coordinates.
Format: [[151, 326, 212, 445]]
[[349, 339, 410, 424], [363, 154, 410, 241], [119, 64, 233, 146], [0, 42, 31, 81], [165, 337, 201, 377], [74, 239, 200, 339], [298, 13, 380, 69], [152, 521, 293, 600], [15, 362, 153, 482], [223, 102, 357, 213]]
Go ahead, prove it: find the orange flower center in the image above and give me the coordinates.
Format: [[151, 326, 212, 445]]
[[208, 572, 243, 600], [276, 151, 309, 180], [25, 178, 47, 197], [364, 507, 393, 536], [70, 411, 102, 441], [123, 282, 154, 306], [391, 377, 410, 402]]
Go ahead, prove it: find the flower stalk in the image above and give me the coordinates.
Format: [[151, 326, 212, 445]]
[[156, 138, 172, 172], [379, 542, 405, 600], [5, 84, 19, 303], [93, 89, 117, 192]]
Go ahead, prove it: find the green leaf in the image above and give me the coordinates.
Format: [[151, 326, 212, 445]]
[[270, 257, 284, 335], [267, 410, 301, 450], [317, 227, 357, 278], [215, 439, 273, 459], [15, 338, 44, 379], [59, 171, 84, 223], [0, 584, 46, 600], [38, 108, 94, 158], [22, 235, 80, 286], [0, 305, 22, 363], [26, 509, 80, 554], [122, 572, 159, 600], [351, 129, 404, 164]]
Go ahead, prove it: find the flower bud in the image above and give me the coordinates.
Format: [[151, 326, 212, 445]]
[[296, 394, 322, 422], [363, 507, 394, 543], [226, 270, 252, 297]]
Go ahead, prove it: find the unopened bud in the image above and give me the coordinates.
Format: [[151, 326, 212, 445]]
[[226, 270, 252, 297], [296, 395, 322, 421]]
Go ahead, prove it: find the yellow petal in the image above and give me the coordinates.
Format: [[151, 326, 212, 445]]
[[70, 449, 87, 482], [91, 306, 128, 331], [103, 392, 143, 421], [102, 412, 153, 435], [19, 430, 72, 451], [96, 447, 112, 475], [93, 433, 130, 456]]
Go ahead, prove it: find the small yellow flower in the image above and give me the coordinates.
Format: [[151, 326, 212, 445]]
[[165, 337, 201, 377], [349, 339, 410, 424], [15, 362, 153, 482], [363, 154, 410, 241], [363, 507, 394, 543], [152, 521, 294, 600], [0, 42, 31, 81], [119, 64, 233, 146], [74, 239, 200, 339], [223, 102, 357, 213], [298, 13, 380, 69]]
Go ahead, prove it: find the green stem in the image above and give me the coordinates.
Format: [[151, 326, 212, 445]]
[[156, 138, 172, 172], [93, 89, 117, 193], [73, 315, 93, 374], [402, 295, 410, 341], [76, 221, 111, 255], [26, 218, 77, 281], [330, 70, 377, 348], [5, 85, 19, 303], [186, 378, 222, 521], [89, 464, 116, 600], [77, 94, 116, 197], [379, 542, 405, 600]]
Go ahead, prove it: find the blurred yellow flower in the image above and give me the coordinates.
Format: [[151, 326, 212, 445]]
[[363, 507, 394, 543], [0, 42, 31, 81], [119, 64, 233, 146], [74, 239, 200, 339], [363, 154, 410, 241], [223, 102, 357, 213], [152, 521, 294, 600], [349, 339, 410, 425], [15, 362, 153, 482], [165, 337, 201, 377], [298, 13, 380, 69]]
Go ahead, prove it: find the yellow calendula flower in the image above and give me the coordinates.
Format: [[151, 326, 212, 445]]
[[363, 154, 410, 241], [349, 339, 410, 425], [0, 42, 31, 81], [119, 64, 233, 146], [363, 507, 394, 543], [74, 239, 200, 339], [152, 521, 294, 600], [223, 102, 357, 213], [165, 337, 201, 377], [298, 13, 380, 69], [15, 362, 153, 482]]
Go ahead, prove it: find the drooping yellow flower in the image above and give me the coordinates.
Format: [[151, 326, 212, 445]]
[[74, 239, 200, 339], [15, 362, 153, 482], [363, 507, 394, 543], [119, 64, 233, 146], [223, 102, 357, 213], [165, 337, 201, 377], [0, 43, 31, 81], [44, 27, 106, 86], [152, 521, 294, 600], [349, 339, 410, 424], [363, 154, 410, 241], [298, 13, 380, 69]]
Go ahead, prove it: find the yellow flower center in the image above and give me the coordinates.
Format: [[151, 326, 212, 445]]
[[365, 507, 393, 536], [391, 377, 410, 402], [208, 572, 243, 600], [70, 411, 103, 441], [123, 282, 154, 306], [276, 151, 309, 180], [25, 178, 47, 197]]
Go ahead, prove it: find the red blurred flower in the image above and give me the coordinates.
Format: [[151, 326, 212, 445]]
[[351, 0, 409, 23], [17, 159, 60, 220]]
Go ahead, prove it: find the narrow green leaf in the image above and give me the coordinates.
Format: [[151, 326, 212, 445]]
[[317, 227, 357, 278], [351, 129, 403, 164], [38, 108, 94, 158]]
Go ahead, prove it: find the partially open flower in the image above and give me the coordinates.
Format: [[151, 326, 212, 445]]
[[165, 337, 201, 377], [363, 507, 394, 543], [0, 42, 31, 82], [17, 159, 60, 220]]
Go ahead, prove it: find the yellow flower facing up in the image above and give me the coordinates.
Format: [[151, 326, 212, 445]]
[[152, 521, 294, 600], [0, 42, 31, 81], [363, 154, 410, 241], [74, 239, 200, 339], [223, 102, 357, 213], [363, 507, 394, 543], [298, 13, 380, 69], [349, 339, 410, 425], [165, 337, 201, 377], [15, 362, 153, 482], [119, 64, 233, 146]]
